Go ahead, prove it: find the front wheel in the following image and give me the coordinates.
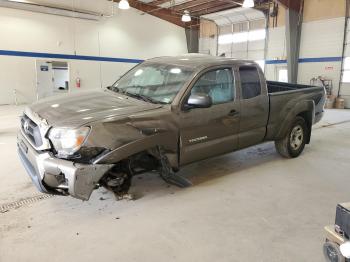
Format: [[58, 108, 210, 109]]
[[275, 116, 308, 158]]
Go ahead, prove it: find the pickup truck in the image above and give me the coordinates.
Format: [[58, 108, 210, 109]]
[[17, 55, 326, 200]]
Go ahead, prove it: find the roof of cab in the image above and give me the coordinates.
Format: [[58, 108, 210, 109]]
[[145, 54, 257, 69]]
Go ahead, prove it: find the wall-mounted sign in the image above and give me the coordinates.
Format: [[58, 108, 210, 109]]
[[40, 65, 49, 71], [325, 66, 334, 71]]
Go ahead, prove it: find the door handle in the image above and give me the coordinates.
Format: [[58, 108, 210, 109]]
[[228, 109, 239, 116]]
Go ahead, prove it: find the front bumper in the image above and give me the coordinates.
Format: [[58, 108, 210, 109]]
[[17, 131, 113, 200]]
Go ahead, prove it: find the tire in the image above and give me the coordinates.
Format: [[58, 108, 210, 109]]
[[275, 116, 308, 158], [323, 240, 345, 262]]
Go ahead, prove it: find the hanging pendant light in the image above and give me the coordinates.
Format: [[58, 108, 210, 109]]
[[181, 10, 191, 22], [243, 0, 254, 8], [119, 0, 130, 10]]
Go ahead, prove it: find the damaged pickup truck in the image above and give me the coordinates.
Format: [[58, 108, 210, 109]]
[[17, 55, 326, 200]]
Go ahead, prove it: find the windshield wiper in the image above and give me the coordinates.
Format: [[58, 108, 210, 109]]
[[108, 86, 120, 93], [122, 91, 166, 104]]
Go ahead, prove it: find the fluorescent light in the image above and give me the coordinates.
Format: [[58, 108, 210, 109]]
[[243, 0, 254, 8], [218, 29, 266, 45], [119, 0, 130, 10], [182, 10, 191, 22]]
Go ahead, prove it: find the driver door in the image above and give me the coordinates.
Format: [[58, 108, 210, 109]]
[[179, 67, 240, 165]]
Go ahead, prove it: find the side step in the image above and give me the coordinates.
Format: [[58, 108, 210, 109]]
[[161, 171, 192, 188], [159, 149, 192, 188]]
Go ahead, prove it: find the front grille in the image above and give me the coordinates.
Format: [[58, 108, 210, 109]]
[[21, 114, 43, 147]]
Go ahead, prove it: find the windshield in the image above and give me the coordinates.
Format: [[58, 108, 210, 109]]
[[111, 63, 194, 104]]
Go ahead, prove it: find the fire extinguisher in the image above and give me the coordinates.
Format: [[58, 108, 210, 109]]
[[76, 77, 81, 88]]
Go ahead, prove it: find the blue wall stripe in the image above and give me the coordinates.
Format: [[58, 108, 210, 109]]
[[0, 49, 144, 64], [0, 49, 343, 65], [266, 56, 342, 64], [298, 57, 342, 63], [265, 59, 287, 64]]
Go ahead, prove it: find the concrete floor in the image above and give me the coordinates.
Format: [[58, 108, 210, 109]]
[[1, 105, 350, 262]]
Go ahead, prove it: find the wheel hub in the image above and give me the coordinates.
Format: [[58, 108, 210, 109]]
[[290, 125, 304, 150]]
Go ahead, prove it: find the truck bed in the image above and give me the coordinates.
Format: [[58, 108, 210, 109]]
[[267, 81, 314, 93], [265, 81, 326, 141]]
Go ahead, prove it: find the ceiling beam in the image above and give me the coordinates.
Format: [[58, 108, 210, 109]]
[[113, 0, 199, 28], [192, 2, 239, 16], [174, 0, 243, 11], [277, 0, 302, 12], [188, 1, 238, 13], [150, 0, 171, 6], [173, 0, 213, 11]]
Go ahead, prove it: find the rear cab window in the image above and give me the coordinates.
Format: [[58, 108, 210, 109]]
[[239, 66, 262, 99]]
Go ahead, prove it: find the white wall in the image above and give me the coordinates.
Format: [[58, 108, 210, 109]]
[[0, 5, 187, 105], [298, 17, 345, 93], [265, 17, 345, 100]]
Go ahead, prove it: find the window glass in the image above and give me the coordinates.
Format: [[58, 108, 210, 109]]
[[278, 68, 288, 83], [113, 63, 194, 104], [342, 57, 350, 82], [191, 68, 234, 104], [343, 57, 350, 70], [342, 71, 350, 83], [239, 66, 261, 99]]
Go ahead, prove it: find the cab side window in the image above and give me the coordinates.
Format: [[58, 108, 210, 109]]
[[239, 66, 261, 99], [191, 68, 234, 104]]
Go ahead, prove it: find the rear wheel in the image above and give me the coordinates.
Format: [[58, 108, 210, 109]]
[[275, 116, 308, 158]]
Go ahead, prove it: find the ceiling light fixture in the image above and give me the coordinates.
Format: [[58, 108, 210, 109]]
[[243, 0, 254, 8], [181, 10, 191, 22], [118, 0, 130, 10]]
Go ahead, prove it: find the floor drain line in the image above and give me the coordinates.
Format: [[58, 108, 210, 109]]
[[0, 194, 55, 213]]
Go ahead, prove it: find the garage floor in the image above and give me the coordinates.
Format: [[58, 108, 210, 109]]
[[1, 105, 350, 262]]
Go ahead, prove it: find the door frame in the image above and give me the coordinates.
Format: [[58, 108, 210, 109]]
[[177, 64, 241, 165]]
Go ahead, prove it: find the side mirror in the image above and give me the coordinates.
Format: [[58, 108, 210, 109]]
[[186, 93, 212, 109], [106, 86, 112, 90]]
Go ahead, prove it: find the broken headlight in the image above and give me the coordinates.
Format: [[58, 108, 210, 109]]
[[48, 127, 90, 157]]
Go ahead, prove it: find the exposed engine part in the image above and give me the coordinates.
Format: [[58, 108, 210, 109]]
[[158, 147, 192, 188], [129, 152, 159, 175], [100, 148, 191, 200], [100, 161, 133, 198]]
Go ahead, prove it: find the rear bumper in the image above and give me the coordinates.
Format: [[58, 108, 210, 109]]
[[17, 132, 113, 200], [314, 111, 324, 124]]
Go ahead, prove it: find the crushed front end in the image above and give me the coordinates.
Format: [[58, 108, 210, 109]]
[[17, 108, 113, 200]]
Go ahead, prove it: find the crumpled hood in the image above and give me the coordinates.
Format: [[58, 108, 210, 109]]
[[28, 90, 162, 128]]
